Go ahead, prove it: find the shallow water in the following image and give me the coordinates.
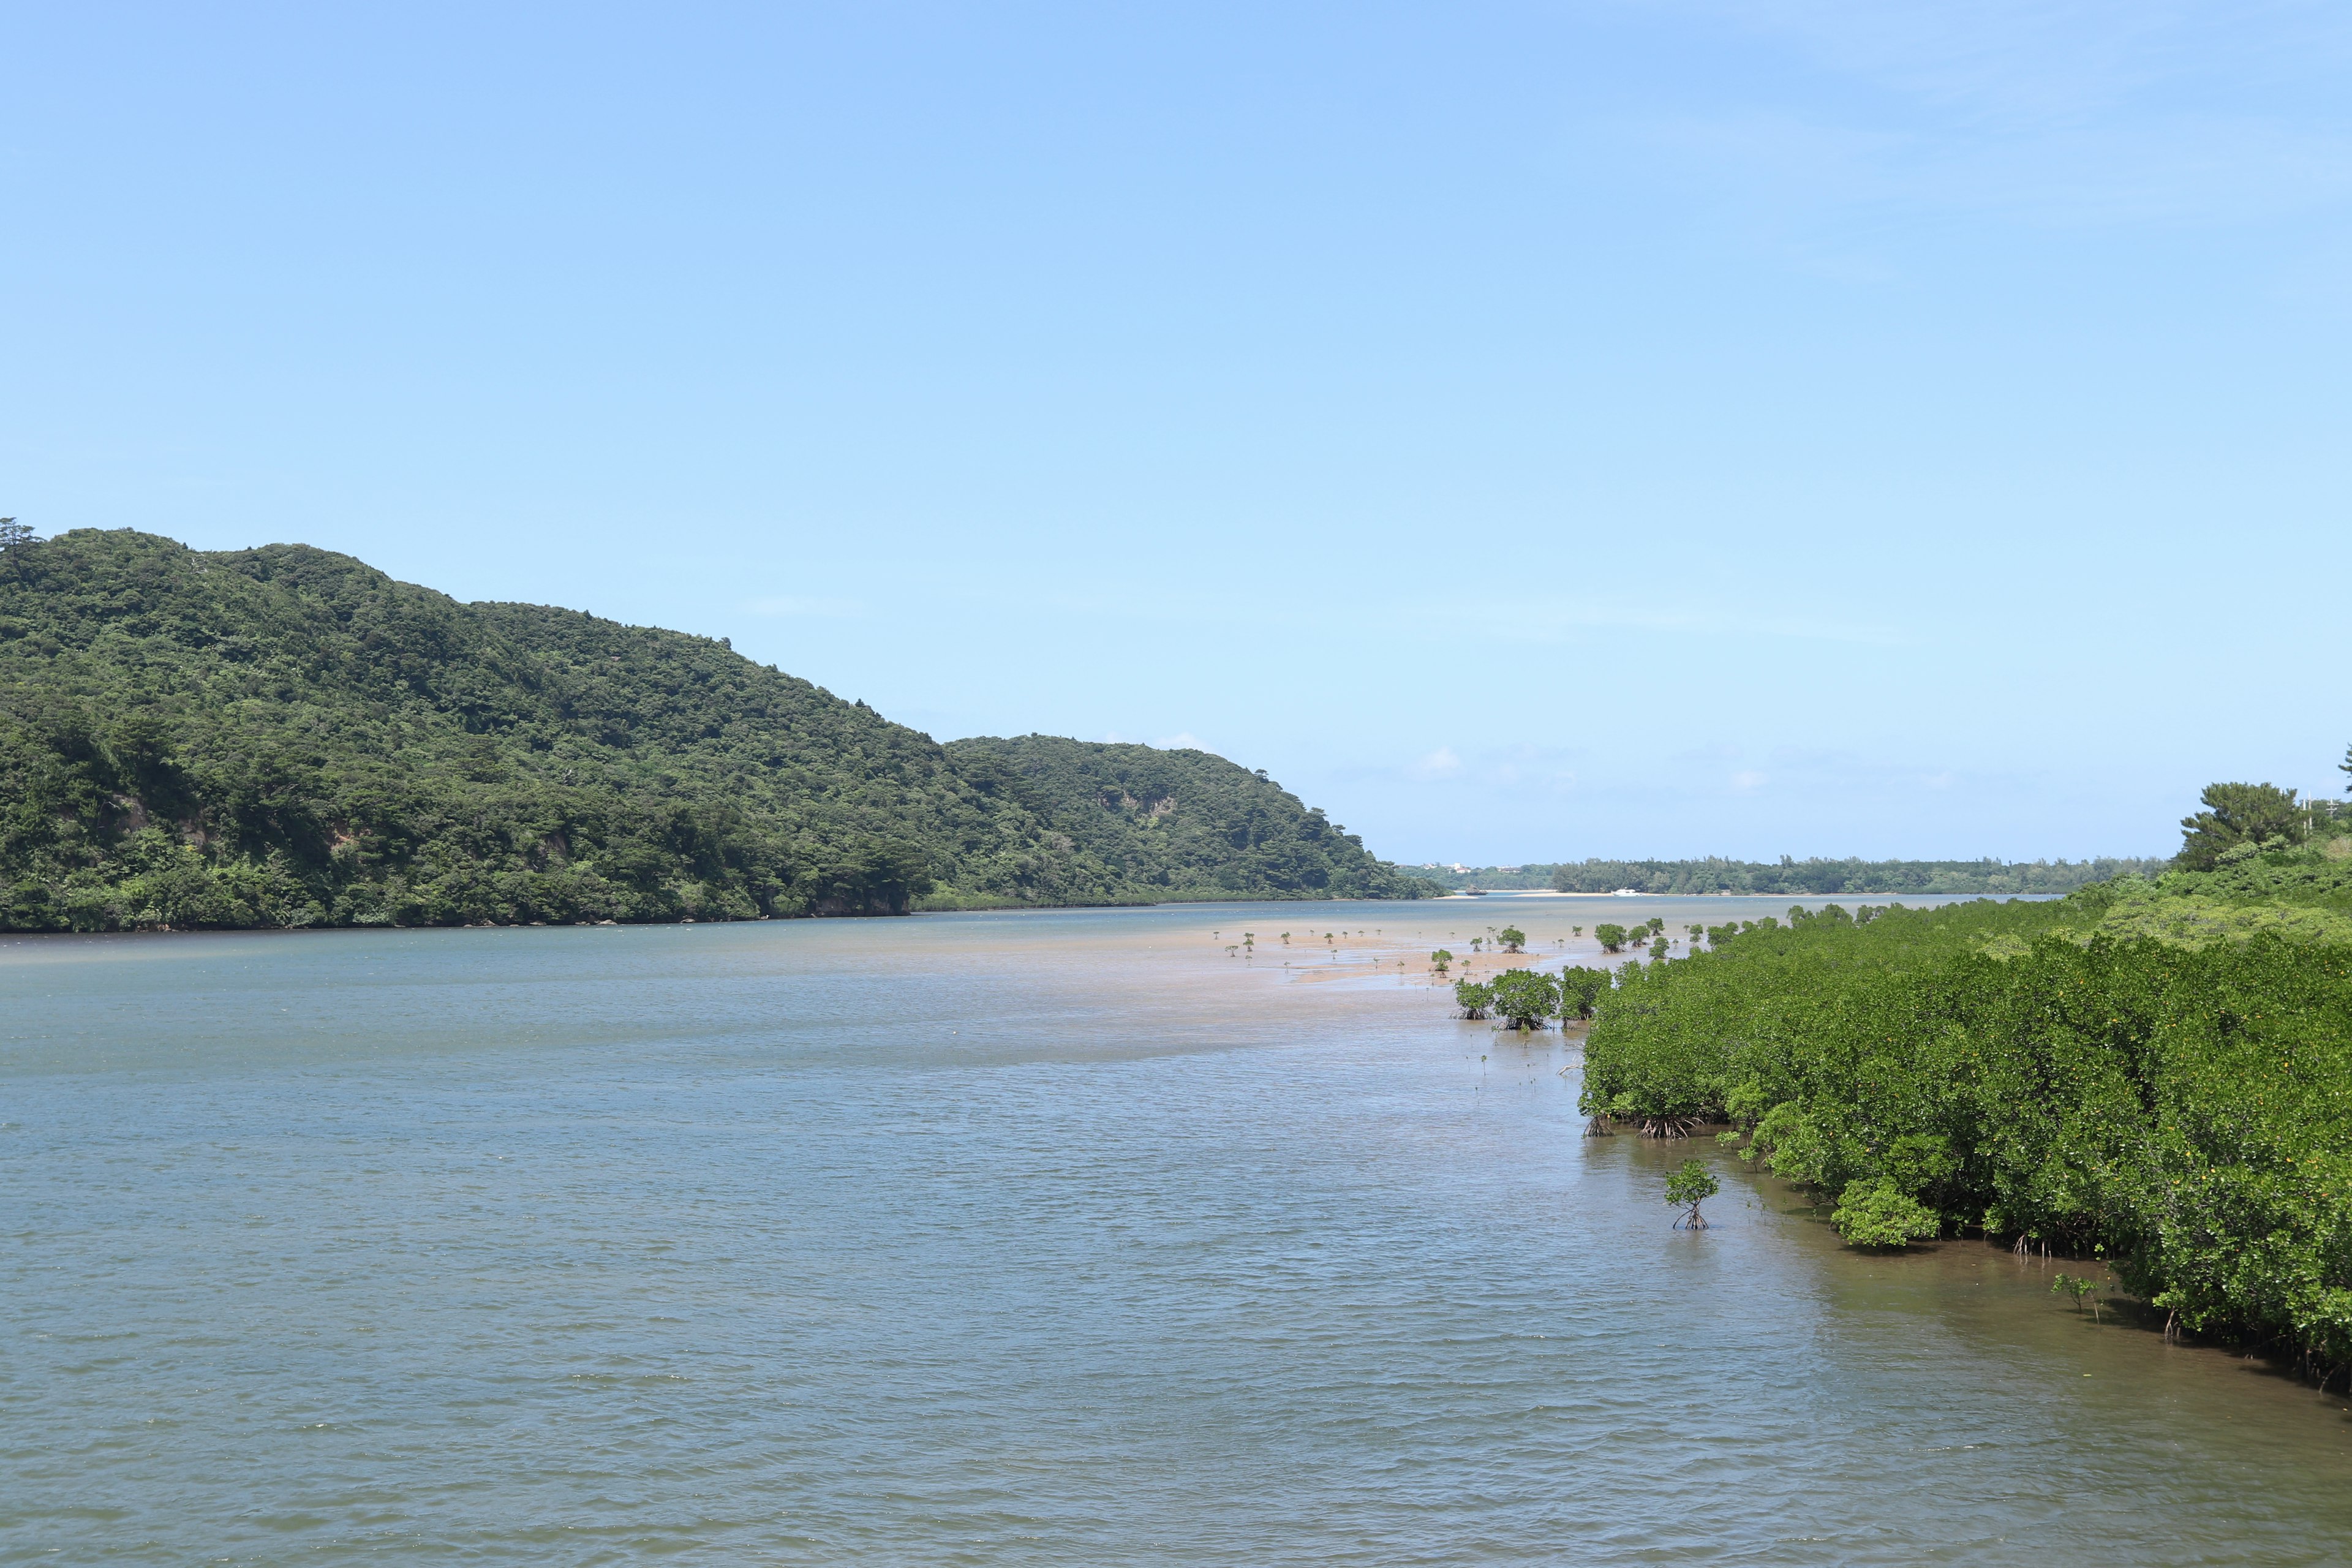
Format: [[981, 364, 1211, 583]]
[[4, 896, 2348, 1564]]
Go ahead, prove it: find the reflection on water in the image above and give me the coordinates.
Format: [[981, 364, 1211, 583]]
[[3, 896, 2347, 1564]]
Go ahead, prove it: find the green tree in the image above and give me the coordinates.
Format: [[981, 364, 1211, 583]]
[[1430, 948, 1453, 974], [0, 518, 33, 551], [1498, 925, 1526, 952], [1594, 922, 1629, 953], [1453, 979, 1493, 1019], [1665, 1159, 1719, 1229], [2177, 781, 2308, 870], [1559, 965, 1609, 1020], [1489, 967, 1560, 1029], [1648, 936, 1669, 960]]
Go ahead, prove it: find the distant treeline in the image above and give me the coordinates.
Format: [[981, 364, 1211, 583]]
[[1409, 858, 2164, 895], [1550, 856, 2165, 895]]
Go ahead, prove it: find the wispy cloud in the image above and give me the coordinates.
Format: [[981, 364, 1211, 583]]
[[1478, 601, 1908, 647], [1607, 1, 2352, 233], [1679, 0, 2352, 124]]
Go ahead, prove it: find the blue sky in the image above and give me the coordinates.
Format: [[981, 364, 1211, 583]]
[[5, 2, 2346, 864]]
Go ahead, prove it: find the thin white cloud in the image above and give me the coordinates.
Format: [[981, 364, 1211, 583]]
[[1613, 2, 2352, 231], [1732, 770, 1770, 792], [1153, 732, 1208, 752], [1485, 602, 1907, 647], [1667, 0, 2352, 123], [1414, 746, 1465, 779]]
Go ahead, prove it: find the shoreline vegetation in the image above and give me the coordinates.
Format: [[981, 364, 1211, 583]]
[[0, 529, 1439, 932], [1436, 775, 2352, 1388]]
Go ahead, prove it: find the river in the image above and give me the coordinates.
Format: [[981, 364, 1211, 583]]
[[5, 895, 2348, 1563]]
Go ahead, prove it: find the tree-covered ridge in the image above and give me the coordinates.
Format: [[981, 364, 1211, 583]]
[[945, 735, 1441, 903], [0, 529, 1430, 930]]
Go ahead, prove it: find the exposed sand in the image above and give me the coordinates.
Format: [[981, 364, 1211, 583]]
[[1201, 913, 1704, 989]]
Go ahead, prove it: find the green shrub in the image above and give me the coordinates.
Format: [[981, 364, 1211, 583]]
[[1833, 1179, 1940, 1248]]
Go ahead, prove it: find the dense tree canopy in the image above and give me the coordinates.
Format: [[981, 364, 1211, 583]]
[[943, 736, 1439, 903], [1577, 810, 2352, 1378], [0, 530, 1436, 930]]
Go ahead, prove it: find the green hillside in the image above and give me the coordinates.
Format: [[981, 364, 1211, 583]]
[[0, 529, 1433, 930], [946, 735, 1436, 903]]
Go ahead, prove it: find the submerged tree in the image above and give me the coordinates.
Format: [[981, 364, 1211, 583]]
[[1595, 922, 1629, 953], [2052, 1273, 2101, 1322], [1489, 967, 1560, 1030], [1559, 965, 1609, 1021], [1453, 979, 1493, 1019], [1665, 1159, 1719, 1229], [1498, 925, 1526, 952]]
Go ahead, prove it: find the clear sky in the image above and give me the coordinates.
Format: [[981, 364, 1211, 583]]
[[5, 2, 2346, 865]]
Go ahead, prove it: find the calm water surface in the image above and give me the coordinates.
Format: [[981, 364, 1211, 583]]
[[5, 896, 2349, 1564]]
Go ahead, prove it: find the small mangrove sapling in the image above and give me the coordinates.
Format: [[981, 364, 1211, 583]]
[[2052, 1273, 2101, 1322], [1665, 1159, 1719, 1229]]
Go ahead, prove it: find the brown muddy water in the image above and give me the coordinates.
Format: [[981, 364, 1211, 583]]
[[4, 894, 2348, 1564]]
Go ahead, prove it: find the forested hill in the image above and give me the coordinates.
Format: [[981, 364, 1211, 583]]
[[0, 529, 1434, 930], [946, 736, 1436, 902]]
